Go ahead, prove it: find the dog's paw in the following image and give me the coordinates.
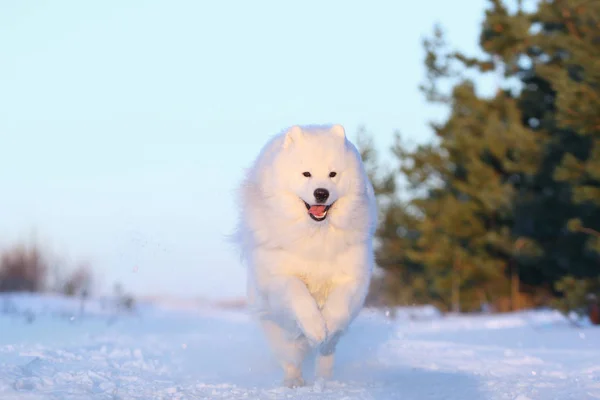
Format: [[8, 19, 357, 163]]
[[297, 311, 328, 346], [283, 376, 305, 388]]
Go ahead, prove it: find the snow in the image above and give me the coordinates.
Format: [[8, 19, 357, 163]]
[[1, 294, 599, 399]]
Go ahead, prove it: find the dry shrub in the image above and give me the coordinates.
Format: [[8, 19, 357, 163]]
[[0, 243, 48, 292], [62, 263, 94, 297], [0, 240, 94, 297]]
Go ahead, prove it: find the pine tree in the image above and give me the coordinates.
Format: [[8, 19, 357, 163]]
[[474, 0, 600, 298], [371, 0, 600, 313], [355, 128, 431, 307], [545, 0, 600, 255], [397, 81, 543, 312]]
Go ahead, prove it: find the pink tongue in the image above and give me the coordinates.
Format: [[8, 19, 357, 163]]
[[309, 205, 327, 216]]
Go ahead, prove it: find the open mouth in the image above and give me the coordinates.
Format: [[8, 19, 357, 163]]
[[303, 201, 334, 222]]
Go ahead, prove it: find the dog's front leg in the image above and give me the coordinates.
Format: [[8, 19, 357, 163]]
[[316, 276, 369, 380], [265, 276, 328, 346], [321, 276, 368, 339]]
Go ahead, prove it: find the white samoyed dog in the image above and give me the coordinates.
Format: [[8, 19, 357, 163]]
[[234, 124, 377, 388]]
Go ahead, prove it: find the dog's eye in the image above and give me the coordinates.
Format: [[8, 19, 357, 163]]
[[302, 172, 311, 177], [329, 172, 337, 178]]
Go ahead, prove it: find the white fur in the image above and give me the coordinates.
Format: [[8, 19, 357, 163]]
[[233, 124, 377, 387]]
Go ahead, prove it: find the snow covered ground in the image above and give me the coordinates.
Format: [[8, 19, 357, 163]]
[[0, 294, 599, 399]]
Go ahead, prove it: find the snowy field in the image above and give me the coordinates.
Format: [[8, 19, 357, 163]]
[[0, 294, 599, 400]]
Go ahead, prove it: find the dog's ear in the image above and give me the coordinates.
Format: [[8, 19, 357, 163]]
[[330, 124, 346, 140], [283, 125, 304, 148]]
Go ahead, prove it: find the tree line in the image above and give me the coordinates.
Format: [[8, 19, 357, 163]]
[[363, 0, 600, 316]]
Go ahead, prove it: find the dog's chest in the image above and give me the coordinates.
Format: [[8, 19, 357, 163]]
[[282, 243, 364, 309], [296, 273, 334, 309], [293, 262, 352, 309]]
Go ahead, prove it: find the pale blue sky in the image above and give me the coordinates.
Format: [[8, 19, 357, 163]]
[[1, 0, 493, 299]]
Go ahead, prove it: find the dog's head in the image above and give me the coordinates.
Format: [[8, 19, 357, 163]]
[[268, 124, 372, 225]]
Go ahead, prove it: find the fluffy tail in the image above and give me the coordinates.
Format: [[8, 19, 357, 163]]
[[225, 222, 251, 266]]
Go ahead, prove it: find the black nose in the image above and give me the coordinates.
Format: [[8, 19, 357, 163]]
[[313, 188, 329, 203]]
